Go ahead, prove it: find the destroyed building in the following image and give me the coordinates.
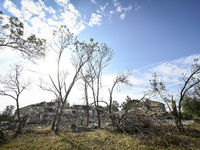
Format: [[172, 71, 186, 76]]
[[127, 99, 168, 117], [14, 99, 167, 125], [14, 101, 56, 124], [14, 102, 95, 124]]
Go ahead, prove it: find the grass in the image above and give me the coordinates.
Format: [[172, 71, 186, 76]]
[[0, 124, 200, 150], [0, 121, 8, 124]]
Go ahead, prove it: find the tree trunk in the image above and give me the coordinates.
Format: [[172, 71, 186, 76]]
[[97, 109, 101, 128], [52, 109, 58, 130], [108, 105, 114, 126], [55, 102, 64, 134], [14, 98, 22, 137], [52, 100, 60, 130], [16, 99, 21, 123], [172, 98, 185, 132], [86, 106, 89, 126], [85, 83, 89, 126]]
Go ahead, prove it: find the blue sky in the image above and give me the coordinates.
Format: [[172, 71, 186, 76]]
[[0, 0, 200, 111]]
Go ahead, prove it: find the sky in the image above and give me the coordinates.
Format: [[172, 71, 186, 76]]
[[0, 0, 200, 111]]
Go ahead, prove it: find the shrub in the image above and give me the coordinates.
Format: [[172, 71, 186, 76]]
[[181, 112, 192, 120]]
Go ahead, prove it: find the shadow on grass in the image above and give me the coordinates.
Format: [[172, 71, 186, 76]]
[[59, 136, 90, 150]]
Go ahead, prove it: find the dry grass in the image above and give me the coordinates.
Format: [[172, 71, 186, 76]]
[[0, 124, 200, 150]]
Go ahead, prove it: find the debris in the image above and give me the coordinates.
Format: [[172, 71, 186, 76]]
[[92, 123, 98, 129], [71, 124, 79, 132]]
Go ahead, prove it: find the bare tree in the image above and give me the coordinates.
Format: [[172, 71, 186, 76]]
[[39, 26, 93, 134], [78, 75, 90, 126], [108, 70, 133, 125], [149, 57, 200, 132], [81, 42, 114, 127], [0, 11, 46, 61], [0, 62, 31, 136]]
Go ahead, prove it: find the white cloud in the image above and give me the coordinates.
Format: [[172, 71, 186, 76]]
[[30, 16, 46, 29], [22, 9, 32, 21], [108, 11, 115, 20], [3, 0, 21, 17], [38, 11, 46, 19], [23, 0, 85, 35], [100, 6, 105, 13], [96, 10, 100, 14], [50, 1, 84, 35], [116, 6, 122, 12], [52, 15, 58, 20], [150, 63, 188, 78], [47, 6, 56, 14], [23, 21, 35, 37], [61, 10, 77, 29], [47, 18, 56, 25], [88, 13, 102, 27], [55, 0, 69, 7], [119, 13, 125, 20], [67, 20, 85, 35], [21, 0, 41, 15], [20, 0, 55, 18], [38, 25, 55, 39], [124, 6, 132, 12], [135, 54, 200, 89], [113, 0, 120, 7], [172, 54, 199, 65], [135, 3, 141, 11], [37, 0, 56, 14], [110, 11, 115, 14], [91, 0, 97, 4], [130, 76, 147, 86], [111, 1, 132, 20], [67, 3, 79, 16], [99, 3, 108, 17]]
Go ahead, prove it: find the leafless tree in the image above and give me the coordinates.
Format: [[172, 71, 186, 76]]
[[39, 26, 93, 134], [78, 75, 90, 126], [108, 70, 133, 125], [0, 62, 31, 136], [81, 42, 114, 127]]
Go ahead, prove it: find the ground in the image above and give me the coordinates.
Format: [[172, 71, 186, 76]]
[[0, 123, 200, 150]]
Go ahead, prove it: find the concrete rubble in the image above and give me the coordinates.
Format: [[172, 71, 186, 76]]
[[14, 99, 169, 127]]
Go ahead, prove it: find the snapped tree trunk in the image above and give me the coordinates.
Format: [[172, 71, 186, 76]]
[[172, 99, 185, 132]]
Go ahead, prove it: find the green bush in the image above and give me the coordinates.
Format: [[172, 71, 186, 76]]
[[181, 112, 192, 120]]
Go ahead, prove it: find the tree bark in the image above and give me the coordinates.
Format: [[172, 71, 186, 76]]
[[14, 97, 22, 137], [55, 103, 64, 134], [97, 109, 101, 128], [172, 98, 185, 132], [52, 100, 60, 130], [85, 82, 89, 126]]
